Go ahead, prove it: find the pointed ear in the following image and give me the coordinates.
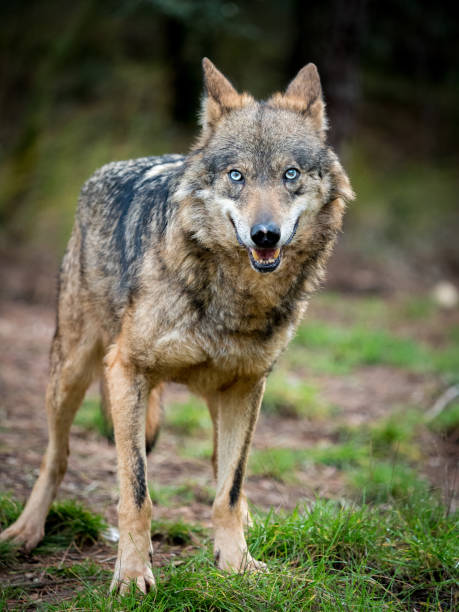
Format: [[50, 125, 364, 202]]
[[200, 58, 253, 128], [269, 63, 327, 138], [329, 153, 356, 202]]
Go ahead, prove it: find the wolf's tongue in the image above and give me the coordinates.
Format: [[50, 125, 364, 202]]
[[256, 249, 276, 260], [252, 247, 280, 262]]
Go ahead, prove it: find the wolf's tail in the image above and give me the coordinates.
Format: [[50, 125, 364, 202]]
[[99, 380, 163, 454]]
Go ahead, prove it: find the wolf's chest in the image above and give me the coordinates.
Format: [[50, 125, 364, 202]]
[[132, 320, 287, 393]]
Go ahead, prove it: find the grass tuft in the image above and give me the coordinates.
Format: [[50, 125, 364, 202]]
[[38, 499, 107, 552], [350, 461, 431, 503], [149, 482, 214, 506], [0, 494, 106, 558], [46, 559, 110, 580], [166, 397, 210, 435], [74, 396, 114, 441], [249, 447, 305, 482], [263, 370, 333, 418], [150, 518, 206, 546]]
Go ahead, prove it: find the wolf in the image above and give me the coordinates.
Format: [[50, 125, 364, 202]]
[[0, 58, 354, 593]]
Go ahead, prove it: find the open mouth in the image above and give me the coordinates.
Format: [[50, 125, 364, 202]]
[[248, 247, 282, 273], [229, 218, 284, 273]]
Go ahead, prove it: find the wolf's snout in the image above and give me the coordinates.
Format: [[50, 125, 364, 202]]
[[250, 223, 281, 248]]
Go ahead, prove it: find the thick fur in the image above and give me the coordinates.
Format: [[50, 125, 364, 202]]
[[0, 59, 354, 594]]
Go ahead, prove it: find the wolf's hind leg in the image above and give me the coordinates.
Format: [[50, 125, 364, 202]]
[[0, 328, 99, 551], [210, 378, 265, 572]]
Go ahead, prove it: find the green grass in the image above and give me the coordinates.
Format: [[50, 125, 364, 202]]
[[249, 410, 426, 501], [430, 401, 459, 435], [249, 444, 425, 503], [0, 495, 23, 567], [250, 443, 369, 483], [291, 320, 459, 379], [250, 447, 306, 482], [263, 370, 333, 418], [11, 499, 455, 610], [166, 397, 211, 435], [293, 323, 428, 374], [0, 537, 19, 568], [398, 296, 436, 320], [432, 347, 459, 382], [180, 438, 213, 461], [74, 396, 113, 440], [45, 559, 110, 581], [150, 518, 206, 546], [40, 499, 107, 552], [367, 410, 419, 455], [350, 461, 431, 503], [311, 292, 438, 326], [0, 494, 23, 530], [149, 482, 214, 506], [340, 408, 422, 462], [0, 494, 107, 557]]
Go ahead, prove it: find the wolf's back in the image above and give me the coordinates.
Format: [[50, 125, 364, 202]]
[[74, 153, 186, 314]]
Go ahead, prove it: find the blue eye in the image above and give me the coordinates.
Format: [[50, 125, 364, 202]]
[[229, 169, 244, 182], [284, 168, 299, 181]]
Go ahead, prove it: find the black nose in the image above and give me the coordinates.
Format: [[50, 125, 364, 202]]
[[250, 223, 281, 248]]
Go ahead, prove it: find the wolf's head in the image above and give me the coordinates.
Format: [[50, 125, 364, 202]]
[[177, 59, 354, 275]]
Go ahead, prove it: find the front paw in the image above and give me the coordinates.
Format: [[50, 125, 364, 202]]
[[214, 536, 266, 574], [110, 541, 155, 595], [110, 562, 155, 595]]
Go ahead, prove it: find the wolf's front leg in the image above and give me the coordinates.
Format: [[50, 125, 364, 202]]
[[211, 377, 265, 572], [105, 345, 155, 595]]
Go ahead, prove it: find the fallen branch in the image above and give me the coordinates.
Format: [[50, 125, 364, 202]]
[[426, 384, 459, 421]]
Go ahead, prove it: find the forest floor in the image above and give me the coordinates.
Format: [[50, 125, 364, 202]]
[[0, 249, 458, 609]]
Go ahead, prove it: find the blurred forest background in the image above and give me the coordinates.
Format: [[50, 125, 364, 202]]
[[0, 0, 458, 293]]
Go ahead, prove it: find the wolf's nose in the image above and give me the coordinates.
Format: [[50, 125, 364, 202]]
[[250, 223, 281, 248]]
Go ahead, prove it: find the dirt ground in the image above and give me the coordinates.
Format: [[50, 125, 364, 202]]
[[0, 248, 458, 606]]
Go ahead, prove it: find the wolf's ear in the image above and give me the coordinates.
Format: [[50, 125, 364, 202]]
[[200, 58, 253, 129], [270, 63, 327, 138]]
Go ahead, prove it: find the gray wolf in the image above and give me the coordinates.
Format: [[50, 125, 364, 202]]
[[0, 58, 354, 594]]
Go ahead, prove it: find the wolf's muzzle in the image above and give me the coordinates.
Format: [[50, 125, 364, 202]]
[[230, 217, 283, 273]]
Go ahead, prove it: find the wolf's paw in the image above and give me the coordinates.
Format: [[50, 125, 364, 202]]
[[110, 564, 156, 595], [215, 547, 267, 574], [243, 556, 268, 573], [0, 519, 44, 552], [110, 565, 156, 595]]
